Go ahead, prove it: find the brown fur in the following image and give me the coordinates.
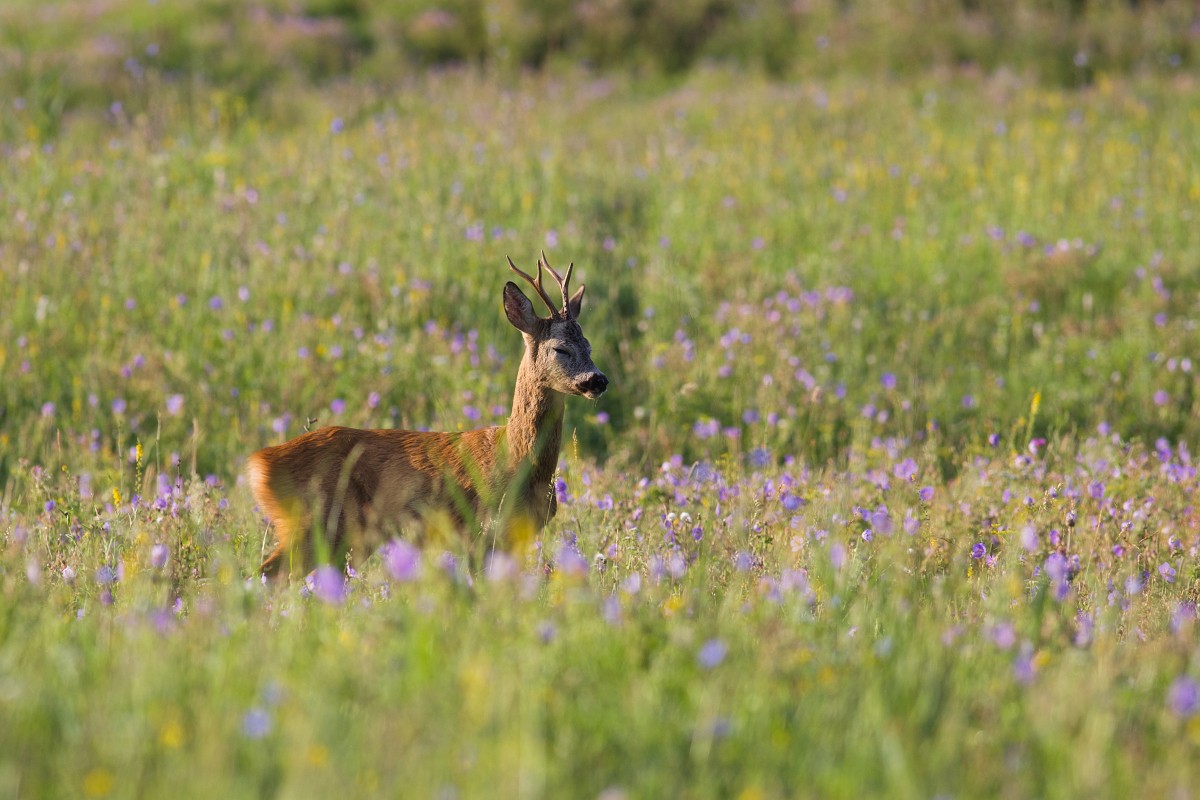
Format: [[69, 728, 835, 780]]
[[246, 256, 606, 579]]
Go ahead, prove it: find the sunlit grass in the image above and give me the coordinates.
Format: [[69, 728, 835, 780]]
[[2, 66, 1200, 797]]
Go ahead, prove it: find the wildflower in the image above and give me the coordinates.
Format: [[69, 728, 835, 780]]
[[484, 552, 518, 582], [62, 566, 76, 584], [903, 511, 920, 535], [1013, 644, 1036, 685], [970, 543, 986, 560], [150, 544, 169, 570], [1019, 524, 1038, 553], [1169, 677, 1200, 718], [894, 459, 918, 481], [96, 565, 116, 585], [698, 638, 727, 670], [242, 708, 272, 738], [829, 542, 846, 571], [308, 566, 346, 604], [990, 622, 1017, 649], [381, 540, 420, 582], [919, 486, 934, 502], [166, 394, 184, 416], [1159, 562, 1177, 584], [330, 398, 346, 415]]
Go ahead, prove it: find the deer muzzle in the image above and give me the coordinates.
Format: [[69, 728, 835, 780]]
[[576, 372, 609, 398]]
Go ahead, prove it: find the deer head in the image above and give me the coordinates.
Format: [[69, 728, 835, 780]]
[[504, 252, 608, 399]]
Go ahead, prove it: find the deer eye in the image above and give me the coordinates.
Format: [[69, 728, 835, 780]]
[[552, 346, 569, 356]]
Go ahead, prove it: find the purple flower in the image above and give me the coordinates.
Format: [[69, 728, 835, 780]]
[[1088, 481, 1105, 500], [1019, 524, 1038, 553], [1013, 645, 1036, 685], [381, 540, 420, 582], [150, 543, 169, 570], [165, 394, 184, 416], [44, 499, 56, 513], [919, 486, 934, 503], [894, 459, 918, 481], [698, 638, 727, 670], [1045, 553, 1069, 582], [1168, 677, 1200, 718], [903, 511, 920, 535], [242, 708, 272, 738], [861, 529, 874, 543], [1154, 390, 1170, 406], [829, 542, 846, 571], [990, 622, 1017, 649], [1159, 562, 1177, 584], [41, 401, 55, 418], [970, 543, 986, 560], [881, 372, 897, 390], [330, 398, 346, 415], [308, 566, 346, 604], [95, 565, 116, 585]]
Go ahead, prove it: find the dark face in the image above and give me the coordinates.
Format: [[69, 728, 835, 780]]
[[503, 280, 609, 399], [539, 319, 608, 399]]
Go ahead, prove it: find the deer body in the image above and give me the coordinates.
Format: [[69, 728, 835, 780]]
[[247, 255, 606, 578]]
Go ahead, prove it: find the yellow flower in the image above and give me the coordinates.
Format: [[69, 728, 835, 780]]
[[83, 768, 114, 797], [112, 488, 122, 505], [159, 720, 184, 749]]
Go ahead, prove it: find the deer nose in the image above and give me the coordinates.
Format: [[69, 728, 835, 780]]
[[578, 373, 608, 396]]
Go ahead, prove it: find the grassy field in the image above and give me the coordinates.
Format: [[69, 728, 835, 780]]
[[4, 8, 1200, 797]]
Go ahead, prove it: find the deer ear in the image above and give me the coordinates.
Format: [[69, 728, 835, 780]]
[[567, 283, 585, 320], [503, 281, 539, 334]]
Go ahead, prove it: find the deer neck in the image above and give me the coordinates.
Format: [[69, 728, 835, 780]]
[[506, 353, 565, 488]]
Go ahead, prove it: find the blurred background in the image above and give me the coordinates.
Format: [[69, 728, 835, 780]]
[[2, 0, 1196, 133]]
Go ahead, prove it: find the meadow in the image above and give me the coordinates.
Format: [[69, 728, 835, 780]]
[[3, 3, 1200, 797]]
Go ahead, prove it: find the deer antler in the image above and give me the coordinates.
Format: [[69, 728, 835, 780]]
[[507, 256, 559, 316], [539, 251, 575, 315], [508, 253, 576, 318]]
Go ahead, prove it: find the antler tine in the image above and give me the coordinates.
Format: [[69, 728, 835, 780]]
[[539, 251, 575, 314], [562, 262, 574, 306], [507, 256, 559, 316], [542, 255, 564, 286]]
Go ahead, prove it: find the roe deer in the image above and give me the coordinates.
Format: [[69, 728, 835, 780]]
[[245, 254, 608, 578]]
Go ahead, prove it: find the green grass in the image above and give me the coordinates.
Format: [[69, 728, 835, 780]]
[[3, 28, 1200, 800]]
